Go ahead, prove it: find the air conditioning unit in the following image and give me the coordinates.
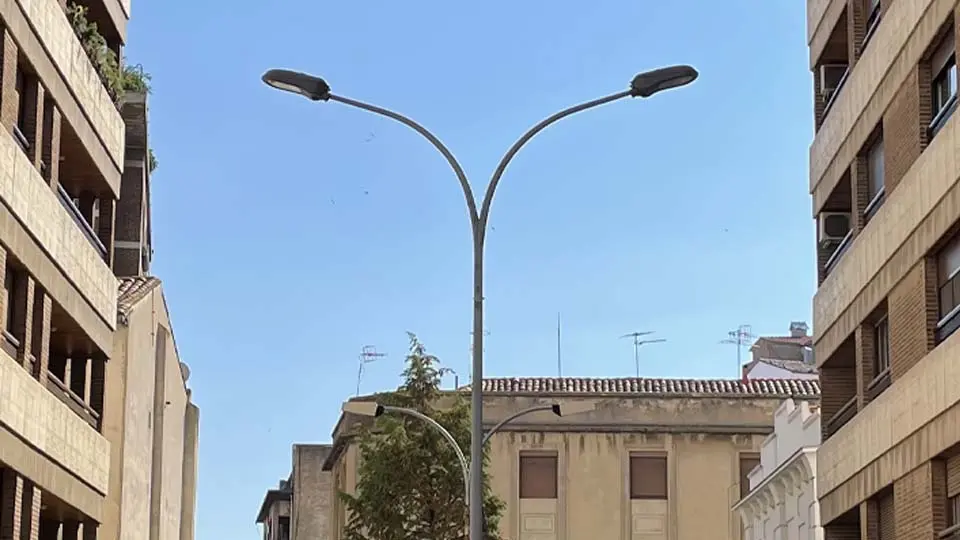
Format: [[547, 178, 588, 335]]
[[819, 212, 851, 246], [820, 64, 849, 101]]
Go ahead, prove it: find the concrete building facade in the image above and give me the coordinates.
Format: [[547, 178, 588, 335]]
[[0, 0, 199, 535], [733, 399, 822, 540], [808, 0, 960, 537], [259, 377, 821, 540]]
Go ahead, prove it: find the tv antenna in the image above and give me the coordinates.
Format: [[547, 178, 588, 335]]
[[356, 345, 386, 396], [720, 324, 756, 378], [620, 331, 666, 377]]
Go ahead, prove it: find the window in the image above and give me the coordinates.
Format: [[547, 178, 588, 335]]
[[865, 137, 885, 219], [865, 0, 881, 40], [931, 34, 958, 136], [951, 495, 960, 527], [877, 492, 894, 539], [13, 66, 28, 151], [629, 455, 667, 500], [873, 316, 890, 374], [937, 234, 960, 341], [278, 517, 290, 540], [519, 454, 557, 499], [739, 454, 760, 499], [3, 266, 15, 335]]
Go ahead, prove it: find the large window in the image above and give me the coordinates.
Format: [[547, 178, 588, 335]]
[[519, 454, 557, 499], [931, 32, 958, 136], [937, 233, 960, 342], [629, 455, 668, 500], [865, 136, 885, 219]]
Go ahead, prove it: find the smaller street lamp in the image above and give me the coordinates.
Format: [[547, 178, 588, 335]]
[[340, 399, 595, 505]]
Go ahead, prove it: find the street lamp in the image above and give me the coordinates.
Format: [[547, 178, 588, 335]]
[[341, 399, 594, 504], [268, 67, 698, 540]]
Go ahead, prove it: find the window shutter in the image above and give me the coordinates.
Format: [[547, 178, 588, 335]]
[[630, 455, 668, 499]]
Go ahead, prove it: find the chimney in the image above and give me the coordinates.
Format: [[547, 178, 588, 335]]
[[114, 91, 153, 277], [789, 321, 809, 338]]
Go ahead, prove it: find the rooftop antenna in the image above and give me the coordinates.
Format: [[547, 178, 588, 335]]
[[620, 331, 667, 377], [557, 312, 562, 377], [356, 345, 386, 396], [720, 324, 756, 378]]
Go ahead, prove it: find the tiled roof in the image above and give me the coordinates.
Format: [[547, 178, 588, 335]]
[[758, 358, 818, 375], [757, 335, 813, 346], [117, 276, 162, 322], [466, 377, 820, 397]]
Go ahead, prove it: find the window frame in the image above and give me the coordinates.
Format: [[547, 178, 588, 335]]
[[873, 315, 890, 375], [930, 31, 959, 137], [629, 454, 668, 500], [937, 233, 960, 342], [518, 453, 558, 500], [864, 136, 886, 220]]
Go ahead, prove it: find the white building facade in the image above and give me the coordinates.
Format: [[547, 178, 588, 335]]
[[733, 399, 823, 540]]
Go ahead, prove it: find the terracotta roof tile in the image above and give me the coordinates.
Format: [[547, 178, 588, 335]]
[[465, 377, 819, 397], [117, 276, 162, 322]]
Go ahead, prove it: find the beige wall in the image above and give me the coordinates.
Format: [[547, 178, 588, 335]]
[[108, 284, 196, 540], [292, 445, 333, 540], [326, 395, 786, 540], [485, 431, 761, 540]]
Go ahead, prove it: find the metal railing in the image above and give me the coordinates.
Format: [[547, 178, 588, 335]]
[[55, 184, 106, 259]]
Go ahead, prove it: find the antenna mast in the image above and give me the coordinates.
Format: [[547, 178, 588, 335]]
[[356, 345, 386, 396], [720, 324, 756, 378], [620, 331, 667, 377], [557, 312, 562, 377]]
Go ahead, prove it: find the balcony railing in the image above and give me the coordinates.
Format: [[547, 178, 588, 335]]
[[824, 231, 854, 276], [939, 524, 960, 539], [825, 395, 857, 438], [45, 372, 99, 430], [55, 184, 106, 259]]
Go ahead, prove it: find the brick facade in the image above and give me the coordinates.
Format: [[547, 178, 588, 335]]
[[812, 1, 960, 539]]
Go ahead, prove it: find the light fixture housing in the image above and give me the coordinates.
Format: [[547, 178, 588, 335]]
[[342, 401, 384, 417], [630, 65, 699, 98], [262, 69, 332, 101]]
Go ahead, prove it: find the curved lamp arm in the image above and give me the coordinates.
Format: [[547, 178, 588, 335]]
[[477, 90, 633, 242], [481, 404, 555, 447], [382, 405, 471, 502], [328, 94, 481, 232]]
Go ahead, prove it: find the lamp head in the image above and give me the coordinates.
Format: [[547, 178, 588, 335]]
[[630, 65, 699, 98], [551, 401, 595, 417], [342, 401, 384, 417], [262, 69, 332, 101]]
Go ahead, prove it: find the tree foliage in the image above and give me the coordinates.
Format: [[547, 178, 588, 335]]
[[341, 334, 505, 540]]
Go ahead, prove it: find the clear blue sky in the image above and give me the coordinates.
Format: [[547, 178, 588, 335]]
[[124, 0, 814, 537]]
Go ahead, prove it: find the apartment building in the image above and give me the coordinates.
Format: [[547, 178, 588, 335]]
[[259, 377, 820, 540], [733, 399, 822, 540], [808, 0, 960, 537], [0, 0, 199, 536]]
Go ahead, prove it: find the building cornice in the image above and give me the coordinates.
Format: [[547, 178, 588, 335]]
[[732, 447, 816, 522]]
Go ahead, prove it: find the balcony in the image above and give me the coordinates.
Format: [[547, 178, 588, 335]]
[[0, 122, 117, 328], [0, 343, 109, 494], [14, 0, 125, 170], [825, 396, 857, 438], [814, 7, 850, 130], [817, 170, 853, 283]]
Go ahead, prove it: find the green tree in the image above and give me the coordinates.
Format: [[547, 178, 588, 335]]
[[341, 334, 505, 540]]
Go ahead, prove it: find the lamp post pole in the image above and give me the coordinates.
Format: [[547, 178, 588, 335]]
[[265, 66, 699, 540]]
